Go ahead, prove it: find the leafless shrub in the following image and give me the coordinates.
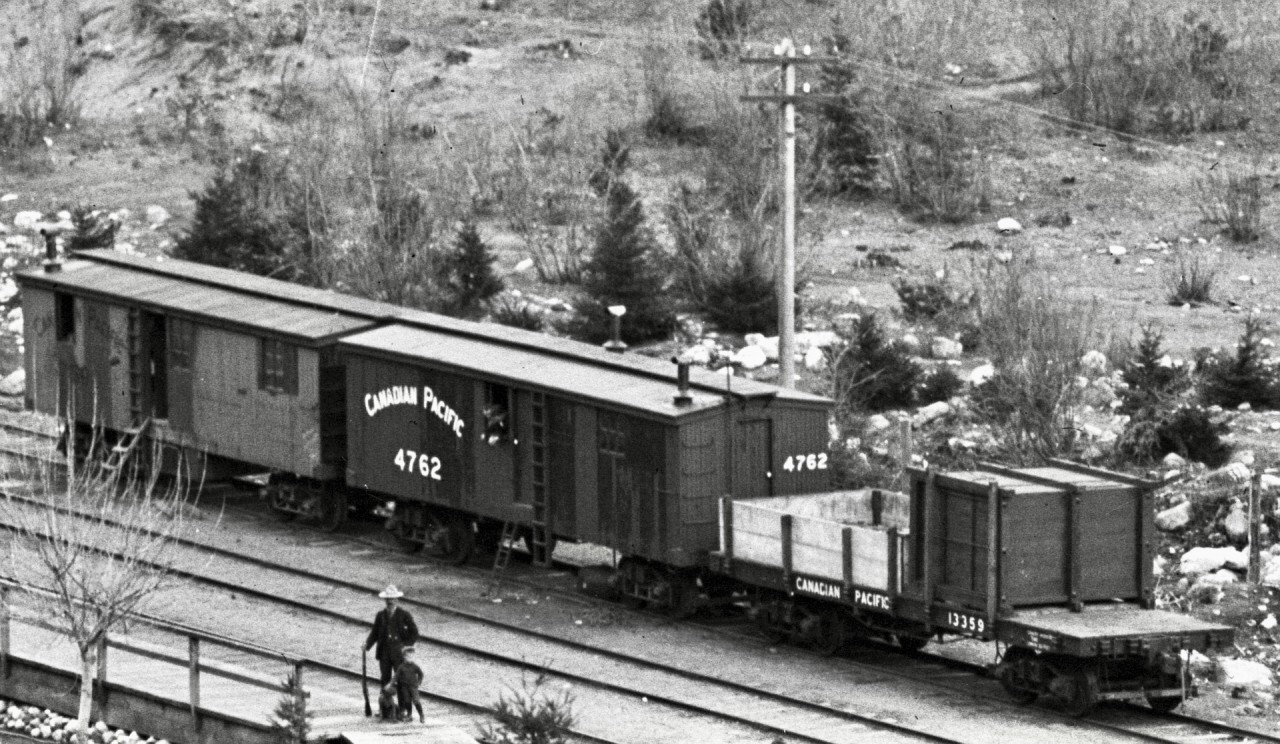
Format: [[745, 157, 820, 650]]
[[0, 0, 84, 154], [1164, 250, 1217, 306], [969, 254, 1096, 462], [1196, 170, 1263, 243]]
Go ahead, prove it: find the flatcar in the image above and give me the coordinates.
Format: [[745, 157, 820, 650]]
[[17, 248, 1233, 715], [711, 463, 1234, 714]]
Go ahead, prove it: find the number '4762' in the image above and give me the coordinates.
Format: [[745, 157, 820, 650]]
[[783, 453, 828, 472], [394, 448, 442, 480]]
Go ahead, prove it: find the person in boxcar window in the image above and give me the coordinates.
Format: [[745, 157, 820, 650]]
[[364, 584, 420, 685], [483, 404, 509, 445]]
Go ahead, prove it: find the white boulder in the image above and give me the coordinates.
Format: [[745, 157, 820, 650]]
[[1180, 546, 1245, 576], [1155, 501, 1191, 531], [144, 205, 171, 226], [743, 334, 780, 361], [865, 414, 892, 433], [796, 330, 838, 351], [1218, 658, 1273, 689], [0, 369, 23, 397], [1161, 452, 1186, 470], [733, 345, 768, 370], [913, 401, 951, 427], [1263, 554, 1280, 587], [931, 336, 963, 359], [803, 345, 827, 372], [12, 211, 42, 230], [1223, 500, 1249, 541], [996, 217, 1022, 234], [1080, 350, 1108, 375], [677, 345, 713, 366], [1108, 244, 1127, 257], [968, 363, 995, 386], [1261, 473, 1280, 492]]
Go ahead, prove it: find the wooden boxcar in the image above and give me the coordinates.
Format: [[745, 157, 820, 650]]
[[17, 249, 383, 524], [713, 461, 1233, 714], [337, 321, 833, 601]]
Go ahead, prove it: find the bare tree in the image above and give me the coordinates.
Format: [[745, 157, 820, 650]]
[[0, 420, 194, 741]]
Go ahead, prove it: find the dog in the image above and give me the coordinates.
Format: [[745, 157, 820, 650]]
[[379, 681, 398, 721]]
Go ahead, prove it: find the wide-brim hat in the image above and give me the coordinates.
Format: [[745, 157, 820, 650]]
[[378, 584, 404, 599]]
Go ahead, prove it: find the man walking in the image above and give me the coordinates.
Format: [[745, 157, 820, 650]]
[[364, 584, 420, 685]]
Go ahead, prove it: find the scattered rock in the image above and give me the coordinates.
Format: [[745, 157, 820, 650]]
[[1162, 452, 1186, 470], [1218, 659, 1274, 690], [677, 345, 713, 366], [930, 337, 963, 359], [795, 330, 838, 351], [1223, 500, 1249, 541], [1180, 546, 1245, 576], [733, 345, 767, 371], [968, 363, 995, 386], [865, 414, 892, 433], [0, 369, 23, 397], [744, 333, 780, 362], [899, 333, 921, 354], [1208, 461, 1252, 484], [12, 211, 42, 230], [803, 345, 827, 372], [996, 217, 1022, 235], [1155, 501, 1192, 531], [1108, 244, 1127, 257], [144, 205, 170, 226], [1080, 350, 1108, 375], [913, 401, 951, 427], [512, 258, 534, 273]]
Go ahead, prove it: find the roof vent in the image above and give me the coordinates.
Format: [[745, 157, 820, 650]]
[[40, 228, 61, 273], [672, 358, 692, 407], [603, 305, 627, 354]]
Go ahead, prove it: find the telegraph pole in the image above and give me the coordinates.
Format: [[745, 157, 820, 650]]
[[741, 40, 837, 388]]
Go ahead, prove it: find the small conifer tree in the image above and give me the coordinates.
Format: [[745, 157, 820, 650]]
[[1119, 323, 1189, 414], [832, 313, 920, 412], [174, 151, 303, 281], [574, 181, 673, 344], [65, 205, 119, 252], [271, 671, 312, 744], [441, 221, 504, 317], [587, 128, 630, 199], [1199, 314, 1280, 409], [809, 51, 878, 197]]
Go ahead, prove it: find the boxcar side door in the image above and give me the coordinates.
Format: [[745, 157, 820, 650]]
[[734, 419, 773, 498]]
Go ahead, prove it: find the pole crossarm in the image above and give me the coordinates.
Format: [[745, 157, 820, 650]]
[[740, 95, 844, 104], [739, 56, 840, 66]]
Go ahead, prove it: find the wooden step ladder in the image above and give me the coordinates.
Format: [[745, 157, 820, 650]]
[[491, 520, 520, 573], [102, 421, 150, 475]]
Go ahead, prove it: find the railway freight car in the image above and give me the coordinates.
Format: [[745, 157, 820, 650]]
[[337, 320, 831, 603], [17, 247, 390, 529], [18, 249, 832, 601], [712, 461, 1234, 714]]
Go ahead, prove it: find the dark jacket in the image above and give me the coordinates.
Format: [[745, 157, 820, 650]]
[[365, 606, 419, 661]]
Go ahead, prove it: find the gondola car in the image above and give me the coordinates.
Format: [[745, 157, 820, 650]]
[[711, 461, 1234, 714]]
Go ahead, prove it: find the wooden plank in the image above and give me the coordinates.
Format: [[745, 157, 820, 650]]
[[985, 481, 998, 628], [781, 514, 793, 583]]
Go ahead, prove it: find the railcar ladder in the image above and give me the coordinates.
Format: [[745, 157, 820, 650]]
[[102, 420, 150, 475], [491, 520, 520, 572], [529, 392, 551, 567], [125, 307, 144, 424]]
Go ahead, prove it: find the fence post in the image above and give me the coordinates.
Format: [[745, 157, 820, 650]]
[[293, 660, 306, 730], [897, 417, 912, 467], [188, 636, 201, 742], [1250, 472, 1262, 584]]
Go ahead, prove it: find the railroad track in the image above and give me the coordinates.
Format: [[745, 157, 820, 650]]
[[0, 495, 961, 744], [0, 420, 1276, 743]]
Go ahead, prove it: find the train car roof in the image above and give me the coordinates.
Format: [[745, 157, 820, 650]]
[[910, 460, 1158, 496], [16, 253, 375, 342], [17, 249, 831, 406], [339, 323, 829, 418]]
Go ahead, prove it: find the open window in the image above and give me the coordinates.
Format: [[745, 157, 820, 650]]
[[55, 292, 75, 340], [483, 382, 511, 445]]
